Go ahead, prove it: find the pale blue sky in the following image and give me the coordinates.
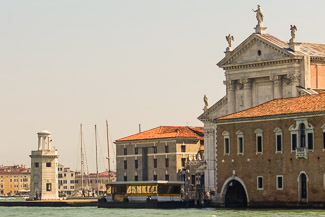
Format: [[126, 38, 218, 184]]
[[0, 0, 324, 172]]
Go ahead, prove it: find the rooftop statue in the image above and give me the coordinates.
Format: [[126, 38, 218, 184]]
[[203, 95, 209, 111], [290, 25, 297, 41], [226, 34, 234, 48], [252, 5, 264, 26]]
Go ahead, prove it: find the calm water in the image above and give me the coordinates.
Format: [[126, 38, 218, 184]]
[[1, 207, 325, 217]]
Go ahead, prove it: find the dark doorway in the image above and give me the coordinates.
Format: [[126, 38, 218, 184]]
[[300, 173, 307, 202], [225, 180, 247, 207]]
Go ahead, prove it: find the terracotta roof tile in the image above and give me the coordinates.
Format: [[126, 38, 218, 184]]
[[116, 126, 203, 142], [217, 94, 325, 121]]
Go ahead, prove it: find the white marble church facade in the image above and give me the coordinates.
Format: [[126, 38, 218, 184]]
[[198, 6, 325, 199]]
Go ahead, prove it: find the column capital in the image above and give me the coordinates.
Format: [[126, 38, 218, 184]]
[[240, 78, 252, 89], [224, 80, 235, 91], [270, 75, 282, 85], [283, 74, 300, 84]]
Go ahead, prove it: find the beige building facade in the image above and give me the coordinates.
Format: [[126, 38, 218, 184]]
[[115, 126, 203, 182], [58, 164, 75, 197], [0, 165, 30, 196]]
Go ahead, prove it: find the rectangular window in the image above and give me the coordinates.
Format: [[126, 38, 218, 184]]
[[276, 134, 282, 152], [46, 162, 51, 167], [181, 158, 186, 167], [153, 175, 157, 181], [134, 176, 138, 181], [276, 175, 283, 190], [225, 138, 230, 154], [165, 145, 169, 153], [238, 137, 243, 154], [308, 133, 313, 150], [257, 136, 262, 153], [165, 158, 169, 168], [46, 183, 52, 191], [63, 180, 67, 184], [292, 134, 297, 151], [154, 159, 157, 168], [70, 180, 74, 184], [153, 146, 157, 153], [58, 174, 62, 178], [191, 175, 195, 185], [124, 160, 127, 169], [181, 145, 186, 152], [135, 160, 138, 169], [34, 163, 39, 168], [135, 147, 138, 154], [124, 148, 127, 155], [257, 176, 263, 190], [165, 174, 169, 181], [124, 175, 127, 181]]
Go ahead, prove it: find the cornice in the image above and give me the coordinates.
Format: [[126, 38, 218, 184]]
[[214, 111, 325, 125], [223, 57, 302, 71]]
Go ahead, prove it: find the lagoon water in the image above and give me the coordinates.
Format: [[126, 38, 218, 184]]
[[1, 207, 325, 217]]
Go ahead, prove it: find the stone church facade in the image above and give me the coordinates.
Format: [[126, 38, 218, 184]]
[[198, 6, 325, 202]]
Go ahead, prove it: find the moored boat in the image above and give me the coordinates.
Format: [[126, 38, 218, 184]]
[[98, 181, 187, 208]]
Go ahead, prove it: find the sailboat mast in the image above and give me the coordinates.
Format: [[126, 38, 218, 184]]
[[106, 120, 111, 182], [80, 124, 84, 194], [95, 125, 99, 197]]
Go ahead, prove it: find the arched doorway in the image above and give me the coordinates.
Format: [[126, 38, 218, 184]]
[[299, 173, 308, 203], [224, 180, 248, 207]]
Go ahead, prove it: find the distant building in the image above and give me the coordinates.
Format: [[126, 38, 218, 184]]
[[115, 126, 204, 182], [58, 164, 75, 197], [29, 130, 59, 200], [75, 171, 116, 196], [215, 94, 325, 207], [0, 165, 30, 196]]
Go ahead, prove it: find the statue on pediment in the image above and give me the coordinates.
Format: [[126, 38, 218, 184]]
[[203, 95, 209, 111], [252, 5, 264, 26], [290, 25, 297, 41], [226, 34, 234, 48]]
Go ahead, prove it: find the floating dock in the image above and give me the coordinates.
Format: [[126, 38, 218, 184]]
[[0, 199, 97, 207]]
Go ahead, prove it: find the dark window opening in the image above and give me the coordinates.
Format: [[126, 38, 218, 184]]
[[308, 133, 313, 150], [225, 138, 230, 154], [153, 175, 157, 181], [165, 174, 169, 181], [276, 135, 282, 152], [165, 145, 169, 153], [153, 146, 157, 154], [34, 163, 39, 168], [46, 163, 51, 167], [124, 175, 127, 181], [124, 160, 127, 169], [124, 148, 127, 155], [154, 159, 157, 168], [292, 134, 297, 151], [257, 177, 263, 189], [135, 160, 138, 169], [181, 158, 186, 167], [257, 136, 262, 153], [165, 158, 169, 168], [191, 175, 195, 185], [134, 175, 138, 181], [238, 137, 243, 153], [135, 147, 138, 155], [277, 176, 283, 189], [181, 145, 186, 152]]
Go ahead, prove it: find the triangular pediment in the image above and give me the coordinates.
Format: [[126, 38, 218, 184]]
[[217, 33, 297, 67]]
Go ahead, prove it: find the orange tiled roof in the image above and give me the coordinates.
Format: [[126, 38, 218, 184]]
[[116, 126, 203, 142], [217, 94, 325, 121]]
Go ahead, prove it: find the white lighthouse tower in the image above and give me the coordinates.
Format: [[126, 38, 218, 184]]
[[29, 130, 59, 200]]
